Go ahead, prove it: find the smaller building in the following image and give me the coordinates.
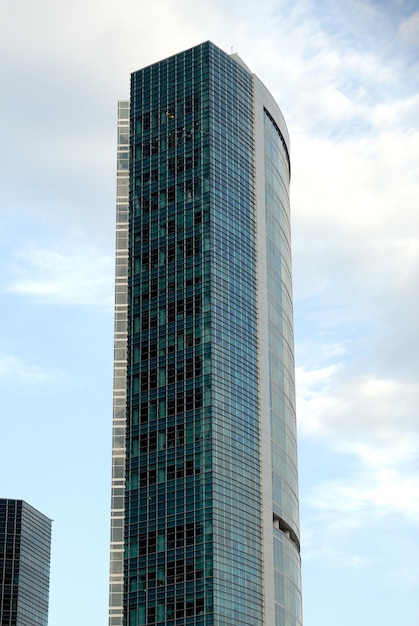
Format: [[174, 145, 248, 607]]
[[0, 499, 52, 626]]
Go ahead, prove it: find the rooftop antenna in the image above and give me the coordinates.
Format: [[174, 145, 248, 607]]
[[231, 46, 234, 54]]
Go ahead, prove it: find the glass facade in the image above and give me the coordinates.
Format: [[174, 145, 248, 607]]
[[0, 499, 51, 626], [109, 41, 302, 626]]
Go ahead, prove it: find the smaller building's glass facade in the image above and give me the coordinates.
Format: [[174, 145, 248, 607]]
[[0, 499, 52, 626]]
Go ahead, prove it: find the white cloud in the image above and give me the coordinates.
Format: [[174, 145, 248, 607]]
[[306, 466, 419, 529], [6, 245, 114, 308], [301, 466, 419, 572], [297, 357, 419, 553], [0, 354, 61, 384], [371, 93, 419, 131], [297, 364, 419, 455], [302, 542, 370, 569], [399, 11, 419, 44]]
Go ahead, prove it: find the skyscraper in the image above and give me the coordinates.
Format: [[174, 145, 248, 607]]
[[109, 41, 302, 626], [0, 499, 52, 626]]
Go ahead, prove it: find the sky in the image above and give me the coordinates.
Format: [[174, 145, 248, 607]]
[[1, 0, 418, 624]]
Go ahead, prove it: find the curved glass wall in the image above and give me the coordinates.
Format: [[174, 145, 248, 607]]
[[263, 106, 302, 625]]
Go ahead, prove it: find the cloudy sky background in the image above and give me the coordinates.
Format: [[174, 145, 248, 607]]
[[1, 0, 418, 624]]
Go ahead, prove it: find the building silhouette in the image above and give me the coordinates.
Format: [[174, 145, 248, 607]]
[[109, 41, 302, 626], [0, 499, 51, 626]]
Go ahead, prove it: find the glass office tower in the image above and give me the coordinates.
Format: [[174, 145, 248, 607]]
[[109, 41, 302, 626], [0, 499, 52, 626]]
